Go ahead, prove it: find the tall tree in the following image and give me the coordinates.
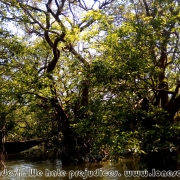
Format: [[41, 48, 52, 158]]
[[94, 0, 180, 170], [0, 0, 119, 163]]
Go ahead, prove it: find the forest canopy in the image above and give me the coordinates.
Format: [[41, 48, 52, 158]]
[[0, 0, 179, 169]]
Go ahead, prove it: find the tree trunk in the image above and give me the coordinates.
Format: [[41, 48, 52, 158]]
[[0, 131, 5, 171]]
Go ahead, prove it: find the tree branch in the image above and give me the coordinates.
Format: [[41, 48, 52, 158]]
[[152, 89, 175, 94], [79, 19, 95, 32], [65, 43, 90, 69], [142, 0, 150, 16], [164, 83, 180, 111], [47, 33, 65, 72], [46, 0, 66, 32], [55, 0, 66, 17]]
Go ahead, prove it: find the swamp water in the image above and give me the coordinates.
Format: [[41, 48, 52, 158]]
[[1, 156, 180, 180]]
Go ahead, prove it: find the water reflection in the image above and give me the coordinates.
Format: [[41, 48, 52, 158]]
[[1, 157, 179, 180]]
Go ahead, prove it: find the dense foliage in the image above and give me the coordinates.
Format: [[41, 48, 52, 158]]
[[0, 0, 179, 169]]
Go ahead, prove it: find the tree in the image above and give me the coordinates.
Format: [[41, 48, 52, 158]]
[[0, 0, 179, 169], [92, 0, 180, 170], [0, 0, 120, 164], [0, 27, 22, 169]]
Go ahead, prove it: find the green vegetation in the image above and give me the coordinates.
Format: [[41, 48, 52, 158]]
[[0, 0, 179, 170]]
